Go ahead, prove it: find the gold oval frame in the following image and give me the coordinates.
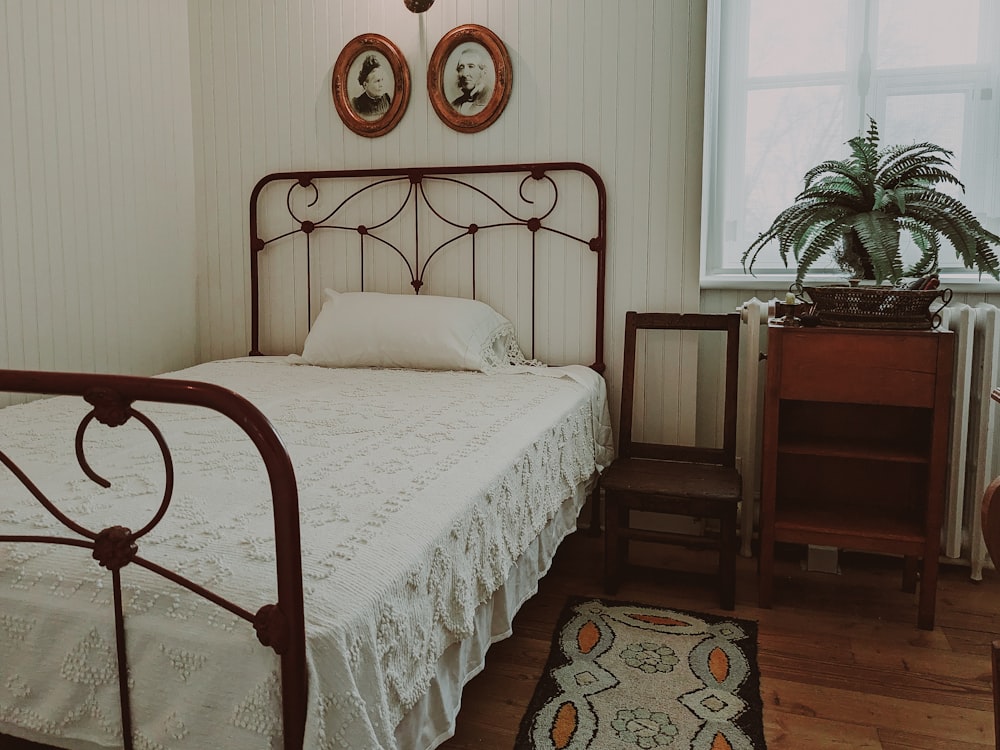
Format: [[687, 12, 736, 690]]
[[427, 25, 512, 134], [332, 34, 410, 138]]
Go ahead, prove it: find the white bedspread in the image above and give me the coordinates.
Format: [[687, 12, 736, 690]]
[[0, 358, 612, 749]]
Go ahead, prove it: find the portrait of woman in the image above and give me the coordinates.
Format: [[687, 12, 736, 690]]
[[333, 34, 410, 137], [351, 53, 393, 121]]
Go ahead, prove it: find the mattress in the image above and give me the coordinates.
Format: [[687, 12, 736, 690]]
[[0, 357, 613, 749]]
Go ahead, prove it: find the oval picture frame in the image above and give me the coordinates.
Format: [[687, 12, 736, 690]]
[[428, 24, 512, 134], [333, 34, 410, 138]]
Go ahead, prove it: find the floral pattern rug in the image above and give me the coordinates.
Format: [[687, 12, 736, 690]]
[[516, 597, 766, 749]]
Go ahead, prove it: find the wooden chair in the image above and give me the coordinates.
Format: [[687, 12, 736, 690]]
[[982, 474, 1000, 749], [600, 311, 742, 609]]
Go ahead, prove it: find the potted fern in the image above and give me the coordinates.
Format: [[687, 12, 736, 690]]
[[742, 118, 1000, 326]]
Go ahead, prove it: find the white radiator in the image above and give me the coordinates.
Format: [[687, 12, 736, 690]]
[[946, 303, 1000, 579], [735, 298, 1000, 577]]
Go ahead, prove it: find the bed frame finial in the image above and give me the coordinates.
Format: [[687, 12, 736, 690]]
[[254, 603, 290, 655], [92, 526, 138, 571]]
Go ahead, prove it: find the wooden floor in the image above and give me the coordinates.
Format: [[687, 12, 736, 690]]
[[442, 530, 1000, 749]]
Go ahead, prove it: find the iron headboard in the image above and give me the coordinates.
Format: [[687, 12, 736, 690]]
[[248, 162, 607, 371]]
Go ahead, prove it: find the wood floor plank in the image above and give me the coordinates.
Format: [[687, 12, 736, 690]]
[[763, 711, 882, 749], [760, 652, 992, 711], [878, 728, 992, 750], [765, 673, 993, 743]]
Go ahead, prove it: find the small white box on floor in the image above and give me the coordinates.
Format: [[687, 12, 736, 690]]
[[805, 544, 840, 574]]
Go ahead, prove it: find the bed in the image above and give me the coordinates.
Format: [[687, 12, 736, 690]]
[[0, 163, 612, 750]]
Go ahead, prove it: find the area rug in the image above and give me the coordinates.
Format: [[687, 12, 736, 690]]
[[516, 597, 766, 749]]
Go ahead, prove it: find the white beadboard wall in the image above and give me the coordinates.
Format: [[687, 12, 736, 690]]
[[0, 0, 198, 407], [189, 0, 708, 444]]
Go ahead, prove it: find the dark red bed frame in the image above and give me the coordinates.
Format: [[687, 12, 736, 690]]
[[0, 162, 606, 750]]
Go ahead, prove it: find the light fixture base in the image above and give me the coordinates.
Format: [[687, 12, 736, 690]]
[[404, 0, 435, 13]]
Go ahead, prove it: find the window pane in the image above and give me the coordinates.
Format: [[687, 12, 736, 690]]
[[877, 0, 980, 68], [748, 0, 849, 77], [882, 92, 966, 188], [731, 86, 848, 270]]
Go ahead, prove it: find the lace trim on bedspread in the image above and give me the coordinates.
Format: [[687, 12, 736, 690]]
[[479, 321, 546, 372]]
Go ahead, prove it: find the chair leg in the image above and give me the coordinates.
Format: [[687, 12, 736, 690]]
[[902, 555, 918, 593], [718, 506, 737, 610], [604, 494, 621, 594]]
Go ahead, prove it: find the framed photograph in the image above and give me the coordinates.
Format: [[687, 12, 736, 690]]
[[428, 25, 512, 134], [332, 34, 410, 138]]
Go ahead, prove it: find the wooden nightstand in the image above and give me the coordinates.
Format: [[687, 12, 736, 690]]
[[757, 322, 955, 630]]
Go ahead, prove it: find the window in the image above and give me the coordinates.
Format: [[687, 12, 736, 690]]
[[701, 0, 1000, 286]]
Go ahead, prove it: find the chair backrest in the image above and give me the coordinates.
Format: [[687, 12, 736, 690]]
[[618, 311, 741, 467]]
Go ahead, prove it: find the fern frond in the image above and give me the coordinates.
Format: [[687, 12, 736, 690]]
[[796, 181, 866, 205], [848, 136, 879, 178], [782, 205, 854, 252], [878, 142, 954, 177], [899, 219, 941, 278], [974, 237, 1000, 279], [865, 116, 879, 149], [850, 211, 903, 284], [882, 163, 964, 192], [906, 191, 993, 238], [793, 221, 852, 283], [803, 160, 868, 189], [903, 205, 981, 266]]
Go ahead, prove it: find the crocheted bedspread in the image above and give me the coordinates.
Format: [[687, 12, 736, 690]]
[[0, 357, 612, 749]]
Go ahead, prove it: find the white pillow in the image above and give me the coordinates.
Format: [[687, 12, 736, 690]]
[[298, 290, 533, 372]]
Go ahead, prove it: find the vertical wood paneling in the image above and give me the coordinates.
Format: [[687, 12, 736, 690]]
[[0, 0, 196, 407]]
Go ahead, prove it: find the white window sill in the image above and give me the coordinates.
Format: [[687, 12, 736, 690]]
[[701, 273, 1000, 293]]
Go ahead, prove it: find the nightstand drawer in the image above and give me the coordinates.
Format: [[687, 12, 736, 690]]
[[776, 327, 945, 407]]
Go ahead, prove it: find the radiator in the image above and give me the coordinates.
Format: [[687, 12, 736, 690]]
[[735, 298, 999, 577]]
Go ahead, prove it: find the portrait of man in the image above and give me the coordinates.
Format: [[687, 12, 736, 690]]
[[449, 45, 493, 116], [428, 25, 511, 133], [351, 53, 392, 121]]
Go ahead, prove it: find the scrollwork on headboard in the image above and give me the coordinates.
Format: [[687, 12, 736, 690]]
[[249, 162, 607, 371]]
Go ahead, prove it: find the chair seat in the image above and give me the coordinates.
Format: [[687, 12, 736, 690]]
[[601, 457, 741, 503]]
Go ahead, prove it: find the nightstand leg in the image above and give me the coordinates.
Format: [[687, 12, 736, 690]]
[[917, 550, 939, 631], [758, 524, 774, 608]]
